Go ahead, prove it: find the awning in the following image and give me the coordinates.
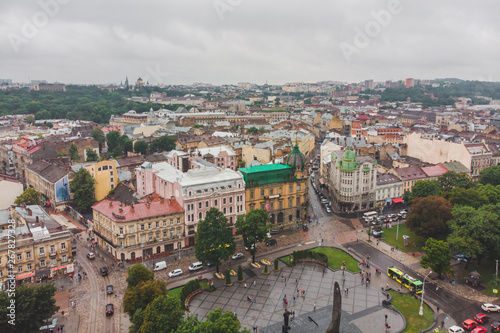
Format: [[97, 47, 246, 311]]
[[392, 198, 404, 203], [16, 271, 35, 280], [319, 178, 325, 185], [35, 269, 51, 277]]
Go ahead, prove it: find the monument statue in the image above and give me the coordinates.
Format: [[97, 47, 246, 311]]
[[325, 281, 341, 333], [283, 309, 291, 330]]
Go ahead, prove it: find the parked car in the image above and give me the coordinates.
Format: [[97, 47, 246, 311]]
[[153, 261, 167, 271], [481, 303, 500, 312], [206, 262, 214, 267], [266, 239, 277, 246], [106, 285, 113, 295], [105, 304, 114, 316], [371, 230, 384, 238], [86, 252, 95, 260], [270, 229, 280, 235], [448, 325, 465, 333], [474, 313, 489, 324], [100, 267, 108, 277], [168, 269, 183, 278], [471, 326, 487, 333], [491, 321, 500, 330], [462, 319, 478, 330], [455, 254, 471, 262], [232, 253, 244, 260], [189, 262, 203, 271], [326, 207, 332, 213]]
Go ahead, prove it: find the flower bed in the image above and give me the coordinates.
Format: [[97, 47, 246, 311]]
[[261, 259, 271, 266], [229, 269, 236, 276], [215, 272, 225, 279], [251, 262, 261, 268]]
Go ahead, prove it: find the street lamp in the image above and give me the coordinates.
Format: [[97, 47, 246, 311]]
[[419, 270, 432, 316]]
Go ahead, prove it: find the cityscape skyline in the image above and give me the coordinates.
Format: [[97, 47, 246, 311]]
[[2, 0, 500, 85]]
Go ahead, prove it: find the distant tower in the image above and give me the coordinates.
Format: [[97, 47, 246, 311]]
[[124, 76, 129, 88]]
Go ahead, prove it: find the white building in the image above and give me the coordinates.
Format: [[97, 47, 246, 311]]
[[375, 173, 403, 208]]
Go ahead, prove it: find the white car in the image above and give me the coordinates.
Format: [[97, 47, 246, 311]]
[[188, 262, 203, 271], [448, 325, 464, 333], [481, 303, 500, 312], [168, 269, 183, 278], [232, 253, 244, 260]]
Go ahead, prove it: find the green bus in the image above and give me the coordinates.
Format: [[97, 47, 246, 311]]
[[387, 267, 423, 294]]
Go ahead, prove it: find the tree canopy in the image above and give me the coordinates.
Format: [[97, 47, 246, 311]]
[[195, 208, 236, 273], [149, 135, 176, 153], [134, 140, 149, 155], [437, 171, 474, 192], [124, 280, 168, 319], [126, 263, 154, 289], [479, 165, 500, 186], [235, 209, 269, 263], [406, 196, 452, 237], [86, 148, 99, 162], [408, 180, 441, 204], [131, 295, 184, 333], [69, 143, 80, 161], [69, 168, 95, 212], [176, 308, 251, 333], [14, 187, 41, 206], [0, 283, 59, 332], [106, 131, 123, 157], [420, 238, 451, 278]]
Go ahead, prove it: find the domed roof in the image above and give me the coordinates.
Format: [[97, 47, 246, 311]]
[[343, 149, 356, 162], [340, 149, 358, 171], [286, 144, 306, 170]]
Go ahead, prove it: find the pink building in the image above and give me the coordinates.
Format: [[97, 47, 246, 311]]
[[136, 162, 246, 246], [192, 147, 238, 171]]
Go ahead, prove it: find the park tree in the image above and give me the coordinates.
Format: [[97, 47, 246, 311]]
[[446, 187, 489, 209], [69, 168, 95, 212], [479, 165, 500, 186], [406, 196, 452, 238], [91, 128, 105, 149], [122, 135, 133, 155], [0, 283, 59, 332], [195, 208, 236, 273], [124, 280, 168, 318], [126, 263, 154, 289], [86, 148, 99, 162], [437, 171, 474, 192], [235, 209, 269, 263], [447, 204, 500, 265], [106, 130, 123, 157], [150, 135, 176, 153], [175, 308, 251, 333], [68, 143, 80, 161], [408, 180, 441, 204], [133, 295, 184, 333], [420, 238, 451, 278], [14, 187, 41, 205], [134, 140, 148, 155]]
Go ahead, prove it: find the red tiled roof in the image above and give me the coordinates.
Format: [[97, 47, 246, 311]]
[[92, 198, 183, 222], [421, 164, 448, 177]]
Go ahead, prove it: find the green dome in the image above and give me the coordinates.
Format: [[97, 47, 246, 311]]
[[286, 144, 306, 170], [340, 149, 358, 172]]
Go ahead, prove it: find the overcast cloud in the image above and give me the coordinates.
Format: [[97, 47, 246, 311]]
[[1, 0, 499, 85]]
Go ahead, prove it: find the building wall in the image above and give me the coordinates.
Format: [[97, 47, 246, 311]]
[[242, 145, 272, 164], [85, 160, 118, 201]]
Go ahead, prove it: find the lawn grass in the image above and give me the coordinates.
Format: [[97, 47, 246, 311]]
[[280, 247, 360, 273], [388, 290, 434, 333], [381, 223, 427, 252], [466, 258, 499, 296], [167, 285, 183, 299]]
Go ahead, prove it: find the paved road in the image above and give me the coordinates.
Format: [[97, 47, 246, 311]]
[[348, 241, 484, 325]]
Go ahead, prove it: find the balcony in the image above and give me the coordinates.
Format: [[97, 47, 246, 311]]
[[49, 252, 57, 258]]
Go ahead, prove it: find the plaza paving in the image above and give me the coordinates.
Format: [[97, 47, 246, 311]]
[[188, 262, 404, 332]]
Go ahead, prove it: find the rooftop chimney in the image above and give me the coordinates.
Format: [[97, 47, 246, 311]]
[[27, 208, 32, 216]]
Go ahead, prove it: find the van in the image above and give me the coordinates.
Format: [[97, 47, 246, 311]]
[[153, 261, 167, 271], [448, 325, 464, 333], [188, 262, 203, 271]]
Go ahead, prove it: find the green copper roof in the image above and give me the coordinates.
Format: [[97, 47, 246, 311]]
[[239, 164, 294, 187], [335, 149, 359, 172], [239, 164, 291, 174], [286, 144, 306, 170]]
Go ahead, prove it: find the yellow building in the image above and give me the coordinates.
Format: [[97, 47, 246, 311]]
[[85, 160, 118, 201], [239, 145, 309, 228]]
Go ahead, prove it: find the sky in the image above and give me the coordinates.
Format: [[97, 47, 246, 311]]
[[1, 0, 499, 85]]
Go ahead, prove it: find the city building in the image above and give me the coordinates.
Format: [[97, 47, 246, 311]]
[[135, 162, 246, 246], [239, 144, 308, 228], [71, 160, 118, 202], [329, 149, 377, 213], [393, 166, 427, 193], [375, 173, 403, 209], [32, 83, 66, 92], [25, 160, 71, 209], [92, 197, 185, 261]]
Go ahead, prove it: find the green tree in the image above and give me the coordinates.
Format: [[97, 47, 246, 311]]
[[406, 196, 452, 237], [69, 168, 95, 212], [235, 209, 269, 263], [122, 136, 133, 154], [126, 263, 154, 289], [134, 140, 148, 155], [446, 187, 489, 209], [237, 265, 243, 282], [91, 128, 106, 149], [149, 135, 176, 153], [225, 268, 232, 285], [68, 143, 80, 161], [437, 171, 474, 192], [135, 295, 184, 333], [123, 280, 168, 318], [86, 148, 99, 162], [0, 283, 59, 332], [175, 308, 250, 333], [304, 98, 311, 104], [195, 208, 236, 273], [420, 238, 451, 278], [408, 180, 441, 204], [14, 187, 41, 205], [106, 130, 123, 157], [25, 115, 35, 124], [246, 127, 258, 134], [479, 166, 500, 186]]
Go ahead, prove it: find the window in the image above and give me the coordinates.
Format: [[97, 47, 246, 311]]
[[296, 197, 301, 205], [223, 208, 226, 214], [163, 221, 167, 227], [170, 219, 174, 226], [17, 254, 22, 261], [199, 212, 202, 219], [229, 206, 233, 213], [205, 201, 209, 207], [39, 247, 45, 255], [129, 226, 134, 233], [149, 234, 153, 241], [177, 218, 180, 224], [40, 260, 45, 267], [297, 184, 300, 191], [170, 229, 174, 238], [289, 214, 293, 221], [156, 232, 160, 239], [261, 189, 265, 196], [119, 227, 123, 234], [141, 224, 145, 231], [198, 202, 202, 209], [27, 263, 32, 270], [289, 185, 293, 193], [229, 197, 233, 203], [223, 198, 226, 204], [214, 199, 218, 206], [51, 259, 56, 266], [269, 189, 273, 195], [62, 255, 67, 262], [148, 223, 152, 230], [260, 203, 265, 210], [156, 222, 159, 228], [163, 230, 167, 238], [110, 170, 114, 176], [18, 266, 23, 273], [61, 243, 66, 250], [26, 251, 31, 259]]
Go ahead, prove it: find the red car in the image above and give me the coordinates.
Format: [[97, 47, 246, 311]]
[[474, 313, 489, 324], [463, 319, 477, 330], [471, 326, 487, 333]]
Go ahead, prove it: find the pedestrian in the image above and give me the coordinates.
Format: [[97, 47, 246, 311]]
[[244, 283, 247, 288], [284, 276, 287, 284], [297, 289, 299, 297], [386, 283, 389, 290], [361, 276, 364, 283], [295, 278, 298, 285], [346, 288, 348, 294], [281, 275, 284, 282], [436, 307, 439, 313], [314, 302, 316, 312], [293, 296, 296, 303], [254, 296, 257, 303], [377, 240, 379, 246], [253, 280, 256, 287], [267, 280, 270, 286], [322, 267, 325, 276], [385, 314, 388, 324]]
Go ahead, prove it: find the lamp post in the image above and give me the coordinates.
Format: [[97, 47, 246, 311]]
[[419, 271, 432, 316]]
